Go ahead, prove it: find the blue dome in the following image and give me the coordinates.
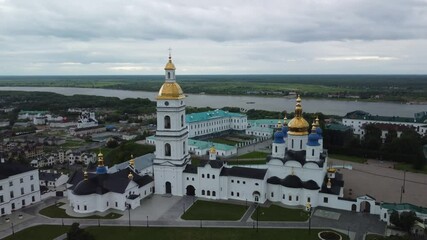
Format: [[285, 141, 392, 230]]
[[307, 132, 320, 146], [274, 131, 285, 144], [316, 127, 323, 138], [281, 126, 288, 137], [96, 166, 107, 174]]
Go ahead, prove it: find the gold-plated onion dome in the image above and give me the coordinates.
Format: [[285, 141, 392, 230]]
[[210, 146, 216, 154], [164, 56, 176, 70], [277, 119, 282, 128], [128, 172, 134, 180], [157, 82, 185, 100], [287, 95, 309, 136], [97, 151, 104, 166], [311, 120, 317, 133], [129, 154, 135, 167], [327, 168, 337, 173], [283, 115, 288, 126]]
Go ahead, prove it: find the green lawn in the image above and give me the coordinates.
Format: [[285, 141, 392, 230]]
[[61, 139, 86, 149], [181, 200, 248, 220], [210, 138, 239, 146], [3, 225, 70, 240], [329, 154, 367, 163], [39, 202, 122, 219], [394, 162, 427, 174], [86, 226, 348, 240], [228, 159, 266, 165], [96, 142, 155, 165], [238, 151, 269, 159], [251, 205, 309, 221]]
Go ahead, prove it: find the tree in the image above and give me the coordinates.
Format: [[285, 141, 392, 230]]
[[390, 210, 400, 228], [390, 211, 420, 233], [67, 222, 95, 240], [362, 125, 382, 150]]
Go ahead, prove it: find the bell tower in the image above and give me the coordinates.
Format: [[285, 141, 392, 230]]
[[153, 52, 189, 196]]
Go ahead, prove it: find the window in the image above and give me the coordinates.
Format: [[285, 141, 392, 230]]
[[181, 115, 184, 127], [77, 205, 80, 210], [384, 213, 387, 219], [0, 185, 2, 191], [300, 140, 302, 149], [84, 205, 87, 211], [243, 181, 245, 184], [312, 149, 314, 156], [237, 192, 240, 197], [164, 116, 171, 129], [323, 197, 328, 203], [207, 191, 210, 196], [10, 191, 14, 198], [212, 175, 215, 179], [32, 196, 35, 202], [291, 139, 294, 148], [165, 143, 171, 156], [212, 191, 216, 197], [168, 72, 171, 79], [115, 202, 118, 207], [202, 174, 205, 178], [186, 177, 189, 180], [9, 182, 12, 187], [255, 183, 259, 186], [183, 142, 186, 154], [192, 178, 194, 181], [282, 194, 285, 199], [202, 190, 205, 195], [307, 197, 311, 203], [275, 146, 277, 152], [20, 178, 23, 183], [107, 202, 109, 207], [21, 188, 24, 195], [231, 180, 234, 183], [231, 191, 234, 196], [296, 196, 299, 201], [271, 192, 274, 197], [237, 180, 240, 184], [289, 195, 292, 201], [0, 196, 3, 203], [207, 174, 210, 179]]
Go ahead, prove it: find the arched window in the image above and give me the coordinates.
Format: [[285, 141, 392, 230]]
[[312, 149, 315, 156], [165, 143, 171, 156], [291, 139, 294, 148], [275, 146, 277, 153], [183, 142, 186, 154], [164, 116, 171, 129], [181, 115, 184, 127], [202, 190, 205, 195], [207, 190, 210, 196], [168, 72, 171, 79], [207, 174, 210, 178], [212, 191, 216, 196]]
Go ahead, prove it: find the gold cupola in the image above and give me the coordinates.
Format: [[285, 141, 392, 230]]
[[97, 152, 104, 167], [157, 54, 185, 100], [129, 154, 135, 167], [287, 95, 309, 136]]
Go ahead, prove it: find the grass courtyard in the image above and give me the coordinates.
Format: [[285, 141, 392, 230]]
[[3, 225, 70, 240], [86, 226, 349, 240], [39, 202, 122, 219], [181, 200, 248, 220], [251, 205, 309, 222], [238, 151, 269, 159]]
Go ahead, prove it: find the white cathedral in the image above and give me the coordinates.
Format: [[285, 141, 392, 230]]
[[68, 54, 380, 215], [153, 54, 344, 209]]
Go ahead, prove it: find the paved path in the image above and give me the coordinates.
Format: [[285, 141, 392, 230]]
[[0, 196, 386, 240]]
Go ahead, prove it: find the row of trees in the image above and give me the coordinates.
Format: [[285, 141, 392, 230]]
[[325, 124, 426, 169]]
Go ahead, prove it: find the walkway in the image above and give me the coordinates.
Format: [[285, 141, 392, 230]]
[[0, 196, 385, 240]]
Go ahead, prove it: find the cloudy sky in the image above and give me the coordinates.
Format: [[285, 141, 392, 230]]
[[1, 0, 427, 75]]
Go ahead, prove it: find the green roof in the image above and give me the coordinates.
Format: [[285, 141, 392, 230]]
[[248, 119, 279, 127], [382, 203, 427, 214], [344, 110, 420, 123], [325, 123, 352, 132], [188, 139, 236, 151], [186, 110, 246, 123], [246, 126, 274, 133]]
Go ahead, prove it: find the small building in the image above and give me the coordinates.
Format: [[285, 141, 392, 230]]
[[39, 170, 69, 188]]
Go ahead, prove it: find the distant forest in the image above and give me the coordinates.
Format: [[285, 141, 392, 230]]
[[1, 75, 427, 102]]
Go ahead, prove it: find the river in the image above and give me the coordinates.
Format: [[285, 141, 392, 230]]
[[0, 86, 426, 117]]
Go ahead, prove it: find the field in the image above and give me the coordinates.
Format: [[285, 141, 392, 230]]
[[181, 200, 248, 220], [1, 75, 427, 102], [39, 202, 122, 219], [238, 151, 269, 159], [86, 226, 349, 240], [3, 225, 70, 240], [251, 205, 309, 222], [394, 162, 427, 174]]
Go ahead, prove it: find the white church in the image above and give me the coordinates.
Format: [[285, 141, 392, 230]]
[[67, 54, 383, 215]]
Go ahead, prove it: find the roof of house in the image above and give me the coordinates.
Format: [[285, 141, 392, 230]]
[[0, 162, 36, 180], [325, 123, 352, 132], [267, 175, 320, 190], [246, 126, 274, 133], [220, 166, 267, 180], [186, 109, 245, 123], [71, 168, 153, 196], [188, 139, 236, 151], [320, 173, 344, 195], [108, 153, 154, 173], [381, 203, 427, 214], [248, 119, 278, 127], [39, 172, 62, 182]]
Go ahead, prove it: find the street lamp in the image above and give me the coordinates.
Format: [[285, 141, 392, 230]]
[[11, 222, 14, 235], [305, 202, 312, 235], [146, 215, 149, 227], [125, 203, 131, 231], [256, 203, 259, 232]]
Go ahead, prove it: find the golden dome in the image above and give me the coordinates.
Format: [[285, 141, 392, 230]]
[[157, 82, 185, 100], [129, 154, 135, 167], [288, 95, 309, 136], [128, 172, 134, 180], [164, 56, 176, 70], [97, 152, 103, 157], [210, 146, 216, 154]]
